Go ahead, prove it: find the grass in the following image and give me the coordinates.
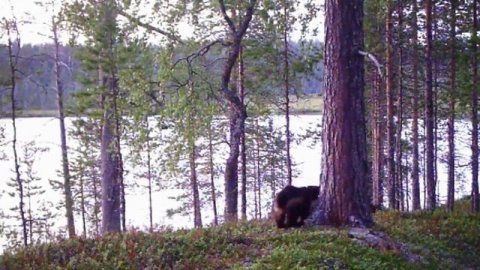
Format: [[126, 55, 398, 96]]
[[1, 199, 478, 269], [269, 95, 324, 115], [290, 94, 323, 114], [0, 110, 58, 118]]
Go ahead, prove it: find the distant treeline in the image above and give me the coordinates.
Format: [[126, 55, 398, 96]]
[[0, 42, 323, 112]]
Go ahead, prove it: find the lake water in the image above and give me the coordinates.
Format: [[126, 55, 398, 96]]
[[0, 114, 474, 251]]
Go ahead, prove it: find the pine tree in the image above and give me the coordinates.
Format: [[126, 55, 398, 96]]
[[385, 2, 396, 210], [312, 0, 371, 226], [471, 0, 479, 212], [51, 9, 76, 237], [411, 0, 422, 211], [447, 0, 458, 212], [425, 0, 437, 211], [3, 17, 28, 246]]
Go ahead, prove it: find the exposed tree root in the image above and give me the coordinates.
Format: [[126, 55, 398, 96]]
[[348, 227, 423, 264]]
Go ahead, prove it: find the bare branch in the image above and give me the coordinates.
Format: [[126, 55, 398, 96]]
[[58, 61, 73, 74], [218, 0, 236, 33], [219, 0, 257, 116], [359, 50, 383, 78], [173, 39, 228, 68], [15, 70, 50, 93], [116, 9, 184, 45], [143, 89, 164, 107]]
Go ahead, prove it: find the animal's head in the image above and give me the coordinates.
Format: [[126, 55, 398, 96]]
[[306, 186, 320, 200]]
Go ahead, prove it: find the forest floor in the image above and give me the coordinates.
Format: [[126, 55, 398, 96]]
[[1, 198, 479, 269]]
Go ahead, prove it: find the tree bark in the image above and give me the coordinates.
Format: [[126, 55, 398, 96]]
[[424, 0, 436, 211], [101, 77, 121, 234], [411, 0, 421, 211], [385, 5, 396, 210], [5, 19, 28, 247], [146, 120, 153, 231], [113, 95, 125, 232], [100, 0, 122, 235], [53, 19, 76, 238], [252, 140, 258, 219], [396, 3, 404, 211], [447, 0, 457, 212], [312, 0, 372, 227], [404, 150, 409, 211], [283, 4, 293, 186], [221, 0, 256, 222], [186, 74, 202, 228], [224, 109, 243, 221], [432, 4, 439, 207], [79, 174, 87, 236], [93, 164, 100, 235], [239, 47, 247, 221], [255, 119, 262, 219], [208, 124, 218, 225], [189, 143, 202, 228], [471, 0, 480, 212], [372, 71, 383, 209]]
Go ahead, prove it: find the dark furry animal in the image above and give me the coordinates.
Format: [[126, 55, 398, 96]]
[[273, 185, 320, 228]]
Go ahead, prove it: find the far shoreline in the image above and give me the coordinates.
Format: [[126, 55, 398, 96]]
[[0, 95, 326, 119]]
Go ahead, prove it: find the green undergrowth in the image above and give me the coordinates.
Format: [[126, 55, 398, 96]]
[[1, 201, 478, 269], [374, 198, 480, 269]]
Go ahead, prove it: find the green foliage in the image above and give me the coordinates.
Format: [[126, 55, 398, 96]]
[[3, 141, 54, 248], [3, 207, 479, 269], [68, 117, 102, 236]]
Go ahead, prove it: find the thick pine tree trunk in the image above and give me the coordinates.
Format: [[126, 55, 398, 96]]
[[312, 0, 372, 227], [425, 0, 436, 211], [99, 0, 121, 235], [471, 0, 480, 212], [385, 6, 396, 210], [101, 79, 121, 234], [447, 0, 457, 212], [411, 0, 421, 211]]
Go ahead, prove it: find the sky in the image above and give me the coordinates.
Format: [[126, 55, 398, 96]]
[[0, 0, 324, 45]]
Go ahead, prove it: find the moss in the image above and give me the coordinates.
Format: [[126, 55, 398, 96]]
[[1, 208, 479, 269], [374, 200, 480, 269]]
